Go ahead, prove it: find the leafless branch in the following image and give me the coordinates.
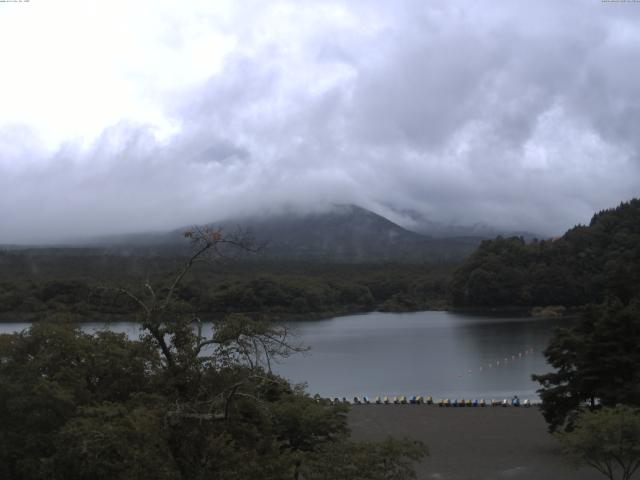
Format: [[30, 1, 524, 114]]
[[117, 288, 150, 315]]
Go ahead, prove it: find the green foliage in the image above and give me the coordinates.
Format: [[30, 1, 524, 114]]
[[0, 231, 427, 479], [54, 402, 178, 480], [0, 257, 453, 321], [533, 300, 640, 432], [0, 323, 160, 479], [0, 318, 426, 479], [451, 199, 640, 308], [556, 406, 640, 480]]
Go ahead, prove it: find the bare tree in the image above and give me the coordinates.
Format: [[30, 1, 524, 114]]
[[116, 225, 305, 414], [115, 226, 256, 366]]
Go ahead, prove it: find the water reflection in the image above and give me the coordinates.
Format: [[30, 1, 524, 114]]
[[275, 311, 566, 400], [0, 311, 566, 400]]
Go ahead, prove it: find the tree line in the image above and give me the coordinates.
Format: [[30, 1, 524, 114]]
[[0, 256, 452, 322], [447, 199, 640, 478], [451, 199, 640, 308], [0, 227, 427, 479]]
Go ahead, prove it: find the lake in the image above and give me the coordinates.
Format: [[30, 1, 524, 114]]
[[0, 311, 564, 401]]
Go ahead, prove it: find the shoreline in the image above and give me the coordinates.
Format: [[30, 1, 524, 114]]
[[348, 405, 601, 480], [0, 304, 581, 324]]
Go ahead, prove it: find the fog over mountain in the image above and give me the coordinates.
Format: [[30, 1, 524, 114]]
[[1, 0, 639, 244]]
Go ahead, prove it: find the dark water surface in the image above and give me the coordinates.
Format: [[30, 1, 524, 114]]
[[0, 311, 565, 400], [276, 311, 564, 400]]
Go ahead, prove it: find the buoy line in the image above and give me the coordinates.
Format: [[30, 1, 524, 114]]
[[458, 347, 536, 378]]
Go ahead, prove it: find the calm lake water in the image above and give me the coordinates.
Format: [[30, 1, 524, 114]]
[[0, 311, 565, 400]]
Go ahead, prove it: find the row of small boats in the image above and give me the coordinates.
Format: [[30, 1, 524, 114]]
[[328, 396, 533, 407]]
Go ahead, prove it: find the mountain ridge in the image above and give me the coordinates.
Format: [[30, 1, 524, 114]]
[[20, 204, 489, 262]]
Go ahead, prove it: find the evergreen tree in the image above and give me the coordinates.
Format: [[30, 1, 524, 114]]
[[533, 299, 640, 432]]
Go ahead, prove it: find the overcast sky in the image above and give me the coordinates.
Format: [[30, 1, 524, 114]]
[[1, 0, 639, 243]]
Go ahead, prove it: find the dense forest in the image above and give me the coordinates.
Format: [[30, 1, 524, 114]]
[[0, 228, 429, 480], [450, 199, 640, 308], [0, 254, 454, 322], [4, 199, 640, 321]]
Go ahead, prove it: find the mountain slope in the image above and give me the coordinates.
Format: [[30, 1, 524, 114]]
[[82, 204, 482, 262], [390, 207, 541, 240], [451, 198, 640, 307], [211, 205, 480, 262]]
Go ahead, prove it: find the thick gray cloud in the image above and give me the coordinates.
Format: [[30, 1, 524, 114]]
[[1, 0, 639, 243]]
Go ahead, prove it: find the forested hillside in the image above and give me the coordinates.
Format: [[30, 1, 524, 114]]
[[450, 199, 640, 308], [0, 255, 452, 322]]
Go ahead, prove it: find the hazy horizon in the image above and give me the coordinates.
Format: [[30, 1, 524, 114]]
[[2, 1, 639, 243]]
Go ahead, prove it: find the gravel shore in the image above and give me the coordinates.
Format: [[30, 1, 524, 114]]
[[348, 405, 602, 480]]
